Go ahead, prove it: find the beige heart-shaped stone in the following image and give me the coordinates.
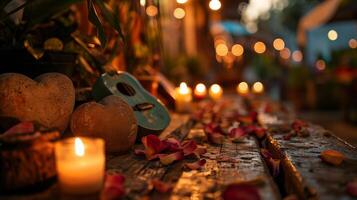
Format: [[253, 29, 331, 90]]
[[70, 95, 137, 154], [0, 73, 75, 131]]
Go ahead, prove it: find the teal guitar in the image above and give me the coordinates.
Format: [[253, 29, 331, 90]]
[[92, 71, 171, 138]]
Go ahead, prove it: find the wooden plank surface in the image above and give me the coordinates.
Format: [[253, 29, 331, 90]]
[[265, 121, 357, 200]]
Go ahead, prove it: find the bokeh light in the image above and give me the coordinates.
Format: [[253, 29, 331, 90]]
[[273, 38, 285, 51], [209, 0, 221, 11], [216, 43, 228, 56], [327, 29, 338, 41], [254, 41, 266, 54], [349, 39, 357, 49], [237, 82, 249, 94], [231, 44, 244, 57], [140, 0, 146, 6], [292, 50, 303, 62], [146, 5, 158, 17], [280, 48, 291, 59], [176, 0, 188, 4], [173, 8, 185, 19], [252, 82, 264, 93], [316, 60, 326, 71]]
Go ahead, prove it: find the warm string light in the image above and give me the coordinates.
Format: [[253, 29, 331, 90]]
[[237, 82, 249, 95], [209, 84, 223, 100], [146, 5, 158, 17], [273, 38, 285, 51], [140, 0, 146, 6], [216, 43, 228, 56], [179, 82, 190, 94], [173, 8, 185, 19], [280, 48, 291, 59], [328, 29, 338, 41], [209, 0, 221, 11], [349, 39, 357, 49], [176, 0, 188, 4], [292, 50, 303, 62], [231, 44, 244, 57], [252, 82, 264, 94], [254, 41, 266, 54], [316, 60, 326, 71], [194, 83, 207, 99]]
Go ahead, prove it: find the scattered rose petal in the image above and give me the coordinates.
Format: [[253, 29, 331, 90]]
[[134, 149, 146, 156], [228, 127, 247, 142], [253, 127, 266, 139], [184, 159, 206, 170], [162, 137, 182, 152], [291, 119, 307, 132], [346, 180, 357, 197], [222, 183, 261, 200], [260, 148, 273, 159], [159, 151, 184, 165], [181, 140, 198, 156], [204, 122, 224, 135], [101, 174, 126, 200], [194, 147, 207, 157], [151, 179, 173, 193], [2, 122, 35, 136], [320, 149, 345, 166], [207, 132, 225, 144], [142, 134, 164, 158]]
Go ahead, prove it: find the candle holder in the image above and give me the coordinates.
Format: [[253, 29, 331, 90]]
[[55, 137, 105, 195]]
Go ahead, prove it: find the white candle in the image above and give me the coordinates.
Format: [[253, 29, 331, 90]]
[[175, 82, 192, 112], [252, 81, 264, 94], [209, 84, 223, 101], [237, 82, 249, 96], [194, 83, 207, 100], [55, 137, 105, 195]]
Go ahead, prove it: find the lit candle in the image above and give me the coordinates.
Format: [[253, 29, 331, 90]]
[[237, 82, 249, 96], [252, 82, 264, 94], [175, 82, 192, 112], [209, 84, 223, 101], [194, 83, 207, 100], [55, 137, 105, 195]]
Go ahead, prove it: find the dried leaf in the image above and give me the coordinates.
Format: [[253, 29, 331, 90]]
[[320, 149, 345, 166]]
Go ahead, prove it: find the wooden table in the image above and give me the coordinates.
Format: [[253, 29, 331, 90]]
[[1, 96, 356, 200]]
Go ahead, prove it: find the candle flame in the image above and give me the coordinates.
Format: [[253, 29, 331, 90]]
[[210, 84, 222, 93], [75, 137, 85, 157], [179, 82, 189, 94], [195, 83, 206, 93], [252, 82, 264, 93], [237, 82, 249, 94]]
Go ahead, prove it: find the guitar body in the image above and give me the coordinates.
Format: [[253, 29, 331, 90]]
[[92, 71, 171, 138]]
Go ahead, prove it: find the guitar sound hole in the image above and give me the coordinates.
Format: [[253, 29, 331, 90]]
[[116, 82, 136, 96]]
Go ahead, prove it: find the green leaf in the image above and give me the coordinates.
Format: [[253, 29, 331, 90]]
[[87, 0, 107, 47], [93, 0, 124, 40]]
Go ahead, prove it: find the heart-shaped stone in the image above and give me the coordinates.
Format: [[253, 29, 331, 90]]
[[70, 95, 137, 154], [0, 73, 75, 132]]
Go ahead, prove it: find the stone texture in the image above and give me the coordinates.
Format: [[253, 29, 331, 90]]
[[0, 73, 75, 132]]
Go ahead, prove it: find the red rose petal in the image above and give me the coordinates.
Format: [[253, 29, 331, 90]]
[[151, 179, 173, 193], [159, 151, 184, 165], [184, 159, 206, 170], [142, 134, 163, 158], [253, 127, 266, 139], [204, 122, 224, 135], [228, 127, 247, 142], [320, 149, 345, 166], [2, 122, 35, 136], [181, 140, 198, 156], [101, 174, 126, 200], [291, 119, 307, 132], [134, 149, 146, 156], [346, 180, 357, 197], [162, 137, 182, 152], [260, 148, 273, 159], [222, 183, 261, 200]]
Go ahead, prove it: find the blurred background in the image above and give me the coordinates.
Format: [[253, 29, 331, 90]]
[[0, 0, 356, 144]]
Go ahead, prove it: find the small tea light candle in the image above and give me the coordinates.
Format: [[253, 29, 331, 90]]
[[209, 84, 223, 101], [175, 82, 192, 112], [252, 81, 264, 94], [55, 137, 105, 195], [237, 82, 249, 96], [194, 83, 207, 100]]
